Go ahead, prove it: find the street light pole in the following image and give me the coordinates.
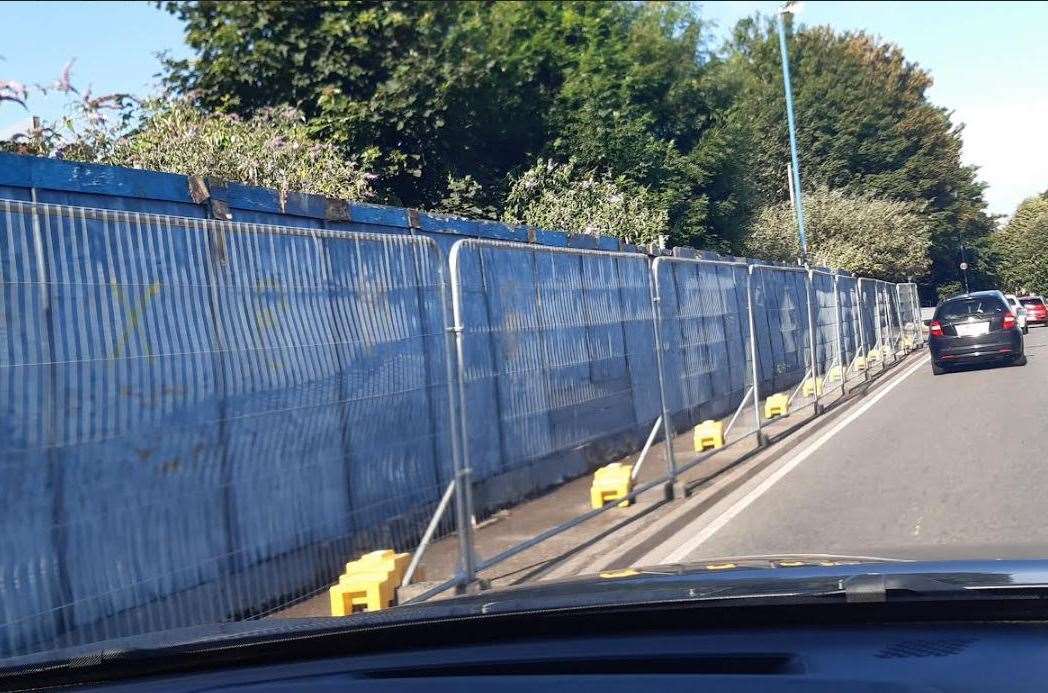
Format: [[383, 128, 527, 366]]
[[960, 245, 970, 293], [776, 4, 809, 261]]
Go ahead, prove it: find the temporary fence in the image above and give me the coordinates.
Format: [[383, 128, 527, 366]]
[[896, 282, 924, 348], [442, 239, 671, 588], [0, 199, 464, 657], [652, 256, 758, 460], [1, 197, 927, 658]]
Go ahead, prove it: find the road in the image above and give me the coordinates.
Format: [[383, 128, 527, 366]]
[[640, 326, 1048, 564]]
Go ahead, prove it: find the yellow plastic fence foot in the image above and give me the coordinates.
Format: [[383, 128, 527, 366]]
[[764, 392, 789, 418], [825, 366, 844, 383], [802, 376, 824, 397], [590, 462, 633, 509], [693, 419, 725, 452], [329, 549, 411, 616], [853, 356, 868, 372]]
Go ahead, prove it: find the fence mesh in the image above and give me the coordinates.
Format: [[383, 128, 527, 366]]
[[450, 240, 663, 519], [653, 258, 753, 438], [896, 282, 923, 347], [749, 265, 815, 416], [0, 200, 457, 657]]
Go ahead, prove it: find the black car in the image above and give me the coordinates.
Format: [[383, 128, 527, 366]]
[[929, 290, 1025, 375]]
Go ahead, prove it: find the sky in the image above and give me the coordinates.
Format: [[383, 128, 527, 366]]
[[2, 0, 1046, 217]]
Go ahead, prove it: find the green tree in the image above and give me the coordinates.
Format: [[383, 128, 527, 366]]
[[160, 1, 746, 246], [991, 196, 1048, 295], [723, 16, 993, 290], [745, 187, 932, 280]]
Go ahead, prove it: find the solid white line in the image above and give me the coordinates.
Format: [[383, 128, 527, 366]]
[[660, 354, 931, 564]]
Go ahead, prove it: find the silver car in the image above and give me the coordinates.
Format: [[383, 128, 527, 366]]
[[1005, 293, 1030, 334]]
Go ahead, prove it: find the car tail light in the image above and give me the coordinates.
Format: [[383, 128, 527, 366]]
[[1003, 312, 1017, 330], [930, 320, 943, 337]]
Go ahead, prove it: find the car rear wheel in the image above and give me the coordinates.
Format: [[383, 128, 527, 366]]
[[932, 361, 947, 375], [1013, 354, 1027, 366]]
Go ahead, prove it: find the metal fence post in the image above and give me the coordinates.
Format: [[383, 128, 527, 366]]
[[649, 258, 678, 498], [913, 287, 924, 346], [746, 266, 765, 446], [447, 241, 478, 591], [856, 281, 870, 383], [832, 273, 847, 397], [872, 281, 885, 372], [893, 284, 908, 352], [804, 268, 821, 414]]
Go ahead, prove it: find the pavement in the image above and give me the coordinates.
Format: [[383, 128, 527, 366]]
[[634, 325, 1048, 566]]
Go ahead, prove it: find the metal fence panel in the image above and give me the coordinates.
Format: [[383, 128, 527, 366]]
[[835, 275, 865, 378], [653, 258, 752, 431], [896, 282, 922, 347], [449, 240, 662, 516], [750, 265, 813, 397], [0, 200, 457, 657]]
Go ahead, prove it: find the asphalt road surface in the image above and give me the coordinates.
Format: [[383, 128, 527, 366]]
[[644, 326, 1048, 564]]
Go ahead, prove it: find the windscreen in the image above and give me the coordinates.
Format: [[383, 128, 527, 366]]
[[937, 297, 1006, 321], [6, 0, 1048, 679]]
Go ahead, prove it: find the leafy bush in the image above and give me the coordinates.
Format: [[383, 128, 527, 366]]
[[745, 186, 932, 280], [991, 195, 1048, 295], [434, 174, 498, 220], [93, 101, 378, 204], [503, 159, 669, 245], [1, 70, 377, 205]]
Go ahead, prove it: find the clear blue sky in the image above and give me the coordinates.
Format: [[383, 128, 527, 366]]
[[2, 1, 1046, 217]]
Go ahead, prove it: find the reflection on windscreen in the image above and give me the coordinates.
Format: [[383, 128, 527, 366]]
[[939, 299, 1004, 320]]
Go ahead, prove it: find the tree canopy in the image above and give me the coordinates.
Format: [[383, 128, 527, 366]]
[[161, 1, 748, 247], [2, 2, 1002, 294], [721, 17, 993, 292], [745, 187, 932, 281], [991, 196, 1048, 296]]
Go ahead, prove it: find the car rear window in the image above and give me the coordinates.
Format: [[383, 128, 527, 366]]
[[937, 297, 1007, 320], [1020, 298, 1045, 307]]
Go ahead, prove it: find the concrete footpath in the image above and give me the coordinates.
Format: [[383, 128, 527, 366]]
[[274, 346, 924, 619]]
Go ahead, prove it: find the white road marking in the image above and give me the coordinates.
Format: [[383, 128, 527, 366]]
[[660, 355, 931, 564]]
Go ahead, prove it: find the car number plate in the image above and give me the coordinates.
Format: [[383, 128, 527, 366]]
[[955, 321, 989, 337]]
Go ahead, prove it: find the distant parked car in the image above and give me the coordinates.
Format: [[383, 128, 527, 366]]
[[928, 290, 1025, 375], [1005, 294, 1029, 334], [1019, 295, 1048, 326]]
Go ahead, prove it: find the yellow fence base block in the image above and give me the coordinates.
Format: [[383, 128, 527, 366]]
[[853, 356, 868, 372], [590, 462, 633, 509], [867, 348, 882, 364], [693, 419, 725, 452], [902, 335, 915, 350], [825, 366, 844, 383], [330, 549, 412, 616], [802, 376, 824, 397], [764, 392, 789, 418], [330, 569, 395, 615], [350, 549, 411, 586]]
